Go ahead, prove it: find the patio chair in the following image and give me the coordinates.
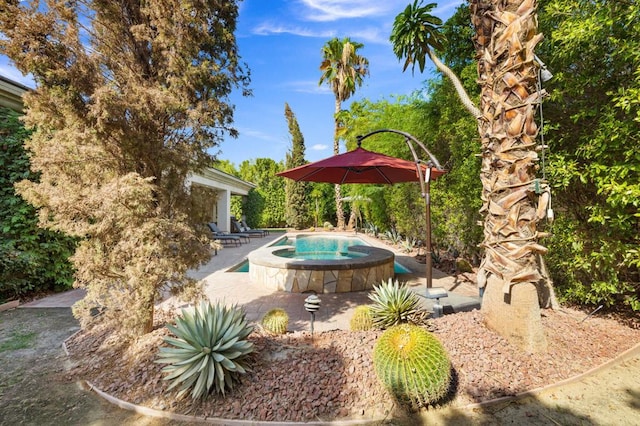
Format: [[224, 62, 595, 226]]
[[206, 223, 244, 247], [207, 222, 250, 244], [240, 219, 269, 236], [231, 219, 264, 238]]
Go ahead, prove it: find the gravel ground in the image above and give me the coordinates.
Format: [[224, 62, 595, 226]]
[[64, 306, 640, 423]]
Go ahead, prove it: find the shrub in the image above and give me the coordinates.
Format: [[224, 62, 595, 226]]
[[350, 305, 374, 331], [0, 108, 76, 302], [369, 279, 419, 329], [373, 324, 451, 408], [156, 301, 254, 399], [261, 308, 289, 335]]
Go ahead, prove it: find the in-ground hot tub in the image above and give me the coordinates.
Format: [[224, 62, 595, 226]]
[[247, 234, 395, 293]]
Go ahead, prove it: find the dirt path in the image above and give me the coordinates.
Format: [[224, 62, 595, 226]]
[[418, 348, 640, 425], [0, 308, 183, 426]]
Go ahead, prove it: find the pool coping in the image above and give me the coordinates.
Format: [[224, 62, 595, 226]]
[[248, 244, 395, 270]]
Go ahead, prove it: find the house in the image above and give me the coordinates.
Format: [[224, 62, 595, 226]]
[[0, 74, 252, 232]]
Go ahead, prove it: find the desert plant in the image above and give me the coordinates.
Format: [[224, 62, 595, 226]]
[[365, 221, 380, 238], [369, 279, 420, 329], [385, 228, 402, 245], [261, 308, 289, 335], [350, 305, 374, 331], [401, 237, 416, 253], [373, 323, 451, 408], [323, 221, 334, 231], [156, 301, 254, 399]]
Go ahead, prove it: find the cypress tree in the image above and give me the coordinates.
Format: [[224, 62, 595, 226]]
[[284, 103, 308, 229]]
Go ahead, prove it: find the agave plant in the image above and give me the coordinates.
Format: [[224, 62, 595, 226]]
[[385, 228, 402, 245], [401, 237, 416, 253], [156, 301, 254, 399], [365, 222, 379, 237], [369, 278, 420, 329]]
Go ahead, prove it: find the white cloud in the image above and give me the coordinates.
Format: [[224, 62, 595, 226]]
[[253, 22, 335, 38], [434, 0, 466, 16], [311, 143, 329, 151], [285, 80, 332, 95], [238, 127, 282, 142], [348, 26, 389, 45], [298, 0, 389, 22]]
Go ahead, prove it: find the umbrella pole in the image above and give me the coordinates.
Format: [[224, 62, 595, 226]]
[[425, 176, 433, 289]]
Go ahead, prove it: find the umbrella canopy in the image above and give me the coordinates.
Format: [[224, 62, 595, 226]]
[[276, 146, 446, 184]]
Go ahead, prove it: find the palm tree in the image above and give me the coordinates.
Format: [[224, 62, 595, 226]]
[[391, 0, 554, 352], [390, 1, 481, 119], [319, 37, 369, 229]]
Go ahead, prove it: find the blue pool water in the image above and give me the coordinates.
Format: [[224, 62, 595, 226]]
[[230, 234, 412, 274]]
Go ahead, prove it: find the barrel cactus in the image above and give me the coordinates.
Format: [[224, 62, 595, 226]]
[[350, 305, 374, 331], [373, 324, 451, 408], [156, 301, 254, 399], [369, 278, 420, 328], [261, 308, 289, 335]]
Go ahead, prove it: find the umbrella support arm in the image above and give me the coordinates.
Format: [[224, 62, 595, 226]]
[[356, 129, 442, 289]]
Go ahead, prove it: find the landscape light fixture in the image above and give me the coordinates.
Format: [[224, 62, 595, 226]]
[[535, 55, 553, 83], [304, 294, 321, 337]]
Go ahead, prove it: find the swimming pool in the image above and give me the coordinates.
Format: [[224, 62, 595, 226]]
[[230, 234, 411, 274], [245, 234, 410, 293]]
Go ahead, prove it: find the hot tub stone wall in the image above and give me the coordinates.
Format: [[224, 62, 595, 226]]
[[248, 245, 395, 293]]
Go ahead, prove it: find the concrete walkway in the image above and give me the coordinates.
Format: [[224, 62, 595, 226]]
[[22, 231, 481, 333]]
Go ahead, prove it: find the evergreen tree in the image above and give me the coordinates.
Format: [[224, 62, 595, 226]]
[[283, 103, 308, 229], [0, 0, 250, 337]]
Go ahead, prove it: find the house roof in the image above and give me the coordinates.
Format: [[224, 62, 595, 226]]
[[189, 167, 256, 195], [0, 75, 29, 112]]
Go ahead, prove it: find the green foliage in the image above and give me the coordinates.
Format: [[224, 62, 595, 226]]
[[390, 0, 445, 74], [156, 301, 254, 399], [373, 324, 451, 408], [261, 308, 289, 335], [369, 279, 420, 329], [238, 159, 286, 228], [537, 0, 640, 311], [0, 108, 76, 301], [342, 81, 481, 258], [545, 217, 639, 310], [283, 103, 309, 229], [309, 183, 336, 228], [350, 305, 374, 331]]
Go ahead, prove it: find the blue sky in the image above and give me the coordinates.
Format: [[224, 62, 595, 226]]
[[0, 0, 464, 165]]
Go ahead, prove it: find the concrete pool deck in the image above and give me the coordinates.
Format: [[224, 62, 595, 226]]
[[184, 231, 480, 331], [22, 231, 481, 332]]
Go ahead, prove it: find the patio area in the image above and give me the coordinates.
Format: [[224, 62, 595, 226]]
[[23, 231, 481, 332]]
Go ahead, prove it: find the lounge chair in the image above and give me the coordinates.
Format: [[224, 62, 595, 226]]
[[207, 222, 250, 244], [240, 219, 269, 236], [231, 219, 264, 238]]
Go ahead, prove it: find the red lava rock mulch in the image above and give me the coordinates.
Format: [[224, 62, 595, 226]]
[[64, 307, 640, 422]]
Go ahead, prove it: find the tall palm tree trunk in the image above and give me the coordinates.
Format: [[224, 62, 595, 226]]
[[470, 0, 551, 352], [334, 98, 345, 229]]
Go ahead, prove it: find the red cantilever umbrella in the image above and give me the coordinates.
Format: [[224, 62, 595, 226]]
[[277, 138, 447, 290], [276, 146, 446, 184]]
